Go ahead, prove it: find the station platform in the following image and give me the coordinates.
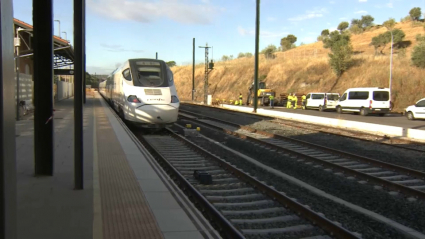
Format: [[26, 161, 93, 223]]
[[15, 92, 220, 239]]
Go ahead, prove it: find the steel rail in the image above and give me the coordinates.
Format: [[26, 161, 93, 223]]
[[99, 97, 359, 238], [165, 128, 360, 239], [179, 110, 425, 200], [180, 103, 425, 153], [134, 130, 245, 239], [269, 119, 425, 153]]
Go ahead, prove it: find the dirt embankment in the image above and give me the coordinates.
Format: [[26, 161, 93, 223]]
[[172, 22, 425, 112]]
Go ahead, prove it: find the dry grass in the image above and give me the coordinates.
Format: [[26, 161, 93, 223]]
[[173, 21, 425, 111]]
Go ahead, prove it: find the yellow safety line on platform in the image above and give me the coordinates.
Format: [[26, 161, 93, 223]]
[[93, 96, 103, 239]]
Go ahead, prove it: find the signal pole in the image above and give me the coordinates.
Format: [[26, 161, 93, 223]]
[[199, 43, 214, 105], [192, 38, 195, 101], [253, 0, 260, 113]]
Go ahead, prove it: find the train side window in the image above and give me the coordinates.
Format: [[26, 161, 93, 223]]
[[122, 68, 132, 81]]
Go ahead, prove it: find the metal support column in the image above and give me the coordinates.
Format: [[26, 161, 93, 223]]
[[0, 0, 18, 237], [15, 36, 20, 121], [199, 43, 211, 105], [74, 0, 85, 189], [83, 54, 86, 104], [33, 0, 54, 175], [192, 38, 195, 101], [204, 46, 208, 104], [253, 0, 260, 113]]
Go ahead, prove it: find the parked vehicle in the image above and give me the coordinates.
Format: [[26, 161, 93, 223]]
[[304, 92, 340, 111], [335, 87, 391, 116], [405, 98, 425, 120]]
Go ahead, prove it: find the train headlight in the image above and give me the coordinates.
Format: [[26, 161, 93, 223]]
[[128, 95, 141, 103], [171, 95, 179, 103]]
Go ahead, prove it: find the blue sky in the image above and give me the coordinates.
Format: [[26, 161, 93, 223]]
[[13, 0, 424, 75]]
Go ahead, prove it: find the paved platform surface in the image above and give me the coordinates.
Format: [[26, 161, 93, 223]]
[[15, 93, 220, 239]]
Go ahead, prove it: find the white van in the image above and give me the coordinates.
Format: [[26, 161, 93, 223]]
[[405, 98, 425, 120], [305, 93, 340, 111], [336, 87, 391, 116]]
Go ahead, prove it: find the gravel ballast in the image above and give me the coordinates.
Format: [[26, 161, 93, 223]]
[[180, 105, 425, 173], [174, 119, 425, 238]]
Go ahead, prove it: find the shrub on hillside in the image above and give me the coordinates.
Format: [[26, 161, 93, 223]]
[[318, 29, 330, 42], [261, 44, 277, 59], [409, 7, 422, 21], [323, 31, 353, 77], [166, 61, 176, 67], [237, 52, 245, 58], [221, 55, 230, 61], [351, 15, 375, 31], [370, 29, 406, 55], [411, 41, 425, 68], [349, 24, 363, 34], [400, 15, 411, 23], [337, 22, 349, 32], [280, 34, 297, 51], [321, 29, 330, 36], [412, 34, 425, 68], [383, 18, 396, 30]]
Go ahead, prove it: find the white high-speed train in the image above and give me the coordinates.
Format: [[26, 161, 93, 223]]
[[99, 58, 180, 128]]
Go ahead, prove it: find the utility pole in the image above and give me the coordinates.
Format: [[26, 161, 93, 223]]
[[389, 30, 393, 103], [156, 52, 158, 59], [253, 0, 260, 113], [198, 43, 214, 105], [192, 38, 195, 101]]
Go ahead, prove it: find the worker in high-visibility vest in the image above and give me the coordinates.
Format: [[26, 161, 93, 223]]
[[301, 94, 307, 110], [269, 94, 275, 109], [239, 93, 243, 106], [293, 93, 298, 109], [286, 93, 292, 109]]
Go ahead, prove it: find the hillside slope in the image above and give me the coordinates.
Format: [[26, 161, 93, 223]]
[[172, 22, 425, 111]]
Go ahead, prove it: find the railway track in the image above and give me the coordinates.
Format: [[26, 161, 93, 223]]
[[178, 110, 425, 201], [269, 119, 425, 153], [180, 104, 425, 153], [133, 129, 360, 239]]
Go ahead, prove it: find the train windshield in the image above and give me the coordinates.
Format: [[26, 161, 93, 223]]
[[132, 61, 165, 87]]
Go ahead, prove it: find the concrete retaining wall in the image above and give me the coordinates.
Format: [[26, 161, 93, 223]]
[[203, 103, 425, 142]]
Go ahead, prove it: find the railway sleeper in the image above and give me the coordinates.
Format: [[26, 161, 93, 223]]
[[231, 215, 300, 224], [221, 207, 286, 216], [213, 200, 273, 208], [200, 188, 255, 194], [206, 193, 265, 201], [241, 224, 317, 235], [379, 175, 411, 180]]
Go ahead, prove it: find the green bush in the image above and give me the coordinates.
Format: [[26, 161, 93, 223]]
[[411, 37, 425, 68], [349, 24, 363, 34], [400, 15, 411, 23], [323, 31, 353, 77]]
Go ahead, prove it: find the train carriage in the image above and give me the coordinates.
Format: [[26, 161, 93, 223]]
[[99, 58, 179, 128]]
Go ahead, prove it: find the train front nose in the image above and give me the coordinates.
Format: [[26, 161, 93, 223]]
[[132, 104, 178, 124]]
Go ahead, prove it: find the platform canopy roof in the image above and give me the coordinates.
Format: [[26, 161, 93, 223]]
[[14, 18, 74, 68]]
